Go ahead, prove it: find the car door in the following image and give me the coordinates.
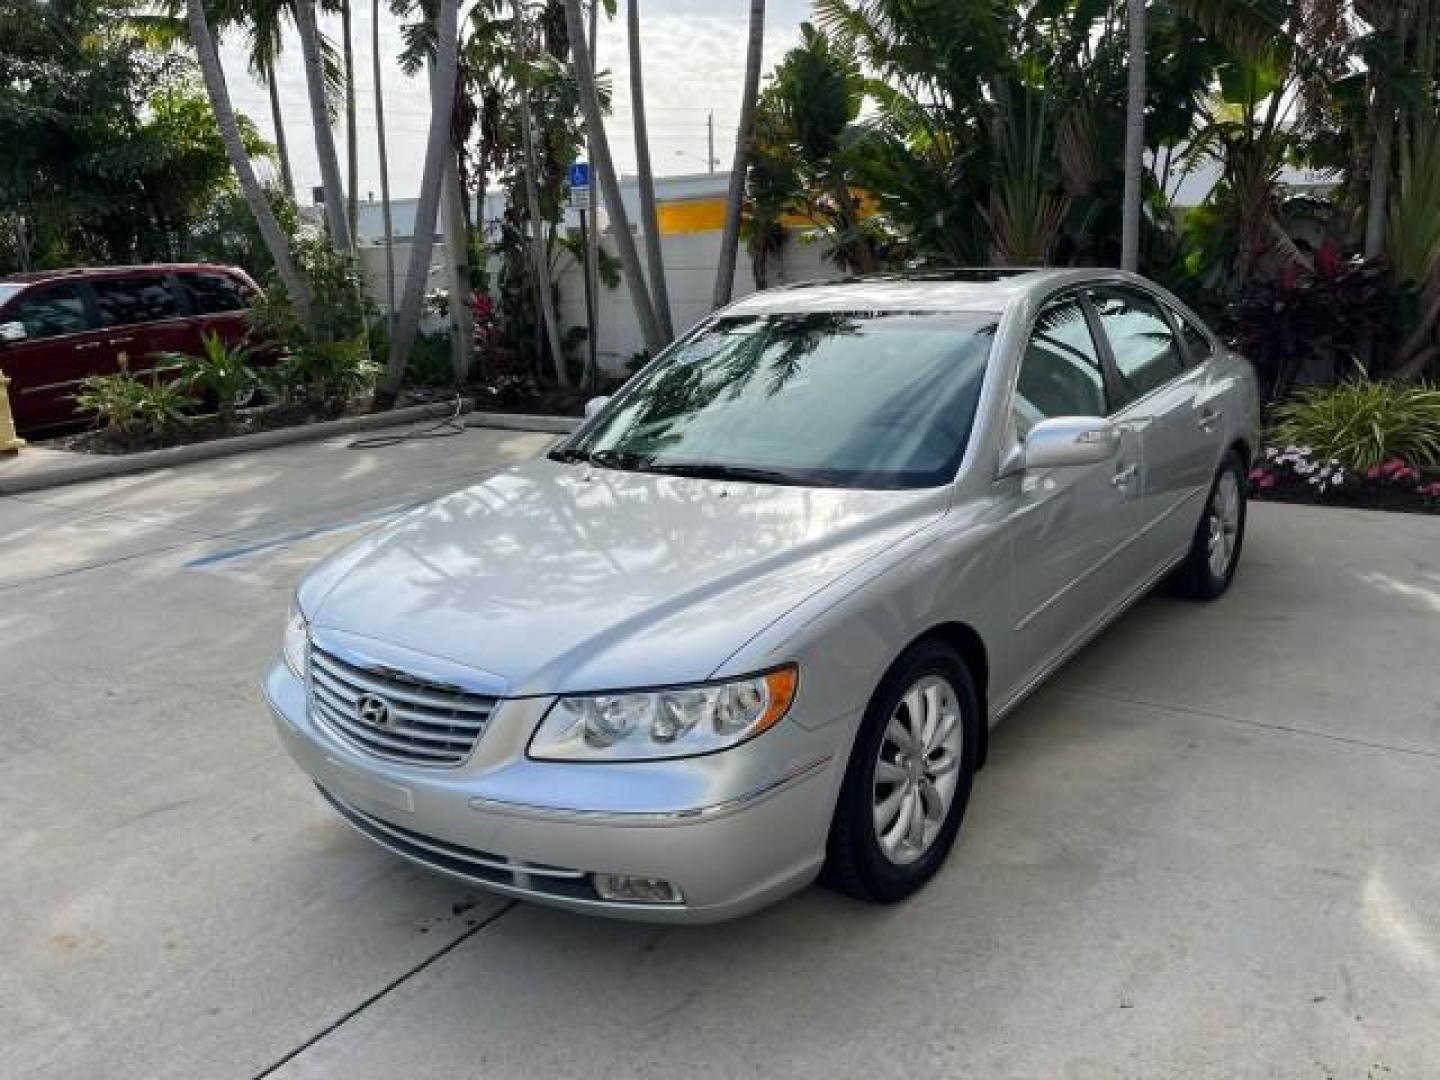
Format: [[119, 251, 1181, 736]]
[[1002, 294, 1147, 671], [176, 268, 258, 355], [1089, 286, 1224, 567], [90, 272, 194, 378], [0, 281, 111, 433]]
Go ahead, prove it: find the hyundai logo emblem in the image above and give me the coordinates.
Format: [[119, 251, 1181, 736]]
[[355, 693, 394, 730]]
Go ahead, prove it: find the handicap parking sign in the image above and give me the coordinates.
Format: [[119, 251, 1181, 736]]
[[568, 162, 591, 190]]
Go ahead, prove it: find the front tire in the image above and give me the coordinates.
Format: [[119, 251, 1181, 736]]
[[824, 641, 980, 903], [1167, 450, 1247, 600]]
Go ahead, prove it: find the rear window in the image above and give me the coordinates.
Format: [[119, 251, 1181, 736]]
[[180, 271, 254, 314], [92, 275, 183, 327]]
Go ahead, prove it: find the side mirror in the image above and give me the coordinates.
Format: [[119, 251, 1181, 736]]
[[583, 395, 610, 419], [1018, 416, 1121, 471], [0, 321, 26, 344]]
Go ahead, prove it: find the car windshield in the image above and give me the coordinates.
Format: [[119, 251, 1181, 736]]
[[558, 310, 998, 489]]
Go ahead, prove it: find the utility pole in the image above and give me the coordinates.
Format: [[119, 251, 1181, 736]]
[[707, 111, 715, 174]]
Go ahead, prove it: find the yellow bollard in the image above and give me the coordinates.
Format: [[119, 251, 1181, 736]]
[[0, 368, 26, 454]]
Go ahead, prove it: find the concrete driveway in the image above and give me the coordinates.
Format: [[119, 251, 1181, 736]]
[[2, 426, 1438, 1080]]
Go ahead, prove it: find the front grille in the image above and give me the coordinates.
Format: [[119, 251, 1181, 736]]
[[308, 644, 497, 767], [317, 785, 595, 901]]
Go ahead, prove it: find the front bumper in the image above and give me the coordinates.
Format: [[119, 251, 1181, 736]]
[[263, 658, 850, 923]]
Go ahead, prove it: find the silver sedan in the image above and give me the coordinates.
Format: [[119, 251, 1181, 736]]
[[263, 269, 1261, 923]]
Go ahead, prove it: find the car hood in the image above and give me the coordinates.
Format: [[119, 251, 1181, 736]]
[[302, 456, 945, 694]]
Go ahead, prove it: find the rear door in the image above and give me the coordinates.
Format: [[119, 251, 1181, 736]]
[[89, 273, 194, 378], [1088, 286, 1223, 567], [0, 281, 110, 433], [176, 268, 257, 355], [1004, 294, 1147, 668]]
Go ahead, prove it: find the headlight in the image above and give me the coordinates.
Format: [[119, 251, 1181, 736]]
[[282, 600, 309, 677], [529, 666, 799, 761]]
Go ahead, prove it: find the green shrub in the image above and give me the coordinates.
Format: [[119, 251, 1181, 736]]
[[164, 331, 257, 426], [75, 370, 195, 437], [1272, 381, 1440, 470], [267, 336, 377, 413]]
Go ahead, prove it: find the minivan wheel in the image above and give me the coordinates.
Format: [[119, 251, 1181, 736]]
[[824, 641, 980, 903], [1166, 450, 1247, 600]]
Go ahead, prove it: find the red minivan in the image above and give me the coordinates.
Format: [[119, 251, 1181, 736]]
[[0, 263, 261, 436]]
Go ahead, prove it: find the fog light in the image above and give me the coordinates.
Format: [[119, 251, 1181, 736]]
[[592, 873, 683, 904]]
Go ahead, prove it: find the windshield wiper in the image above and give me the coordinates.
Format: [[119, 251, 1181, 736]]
[[636, 461, 841, 487]]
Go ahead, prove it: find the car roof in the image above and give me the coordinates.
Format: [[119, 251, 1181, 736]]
[[2, 263, 245, 285], [723, 268, 1141, 316]]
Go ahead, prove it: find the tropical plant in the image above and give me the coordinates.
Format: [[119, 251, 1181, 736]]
[[76, 369, 195, 438], [713, 0, 766, 308], [561, 0, 666, 352], [294, 0, 353, 252], [381, 0, 461, 401], [270, 337, 378, 411], [183, 0, 314, 332], [170, 332, 259, 426], [1272, 380, 1440, 470], [1226, 247, 1403, 398], [628, 0, 674, 339]]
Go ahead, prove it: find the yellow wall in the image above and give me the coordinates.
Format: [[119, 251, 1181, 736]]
[[655, 197, 835, 235]]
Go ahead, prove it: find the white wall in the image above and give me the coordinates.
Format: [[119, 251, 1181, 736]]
[[358, 226, 842, 375]]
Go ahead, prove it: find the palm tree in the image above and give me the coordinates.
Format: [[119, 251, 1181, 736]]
[[373, 0, 397, 318], [515, 2, 566, 384], [184, 0, 313, 332], [628, 0, 674, 339], [381, 0, 461, 399], [209, 0, 297, 201], [584, 0, 603, 385], [295, 0, 353, 251], [341, 0, 360, 244], [561, 0, 666, 353], [1120, 0, 1146, 272], [713, 0, 765, 308]]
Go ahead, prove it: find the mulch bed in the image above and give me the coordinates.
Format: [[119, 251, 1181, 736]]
[[1250, 482, 1440, 515]]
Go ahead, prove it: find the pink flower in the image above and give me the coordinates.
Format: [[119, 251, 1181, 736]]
[[1257, 474, 1277, 490]]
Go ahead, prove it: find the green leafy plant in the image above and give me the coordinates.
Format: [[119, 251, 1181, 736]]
[[1272, 381, 1440, 470], [162, 331, 258, 428], [268, 336, 377, 414], [75, 369, 195, 438]]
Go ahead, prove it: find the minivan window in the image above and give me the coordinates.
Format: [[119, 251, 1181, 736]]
[[560, 311, 998, 489], [93, 276, 182, 327], [8, 283, 91, 339], [181, 272, 253, 314], [1090, 288, 1185, 400], [1014, 298, 1107, 435]]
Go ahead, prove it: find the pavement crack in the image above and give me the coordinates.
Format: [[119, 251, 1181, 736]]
[[1063, 687, 1440, 763], [248, 899, 519, 1080]]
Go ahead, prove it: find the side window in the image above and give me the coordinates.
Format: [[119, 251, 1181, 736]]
[[1090, 288, 1185, 399], [92, 276, 183, 327], [181, 272, 253, 314], [1172, 308, 1214, 365], [1013, 298, 1108, 436], [8, 284, 91, 339]]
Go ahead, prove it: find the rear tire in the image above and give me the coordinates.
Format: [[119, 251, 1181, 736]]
[[824, 641, 980, 903], [1166, 450, 1247, 600]]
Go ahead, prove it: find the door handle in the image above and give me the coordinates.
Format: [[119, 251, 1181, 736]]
[[106, 336, 133, 346], [1111, 463, 1139, 490], [74, 341, 102, 352], [1197, 407, 1221, 433]]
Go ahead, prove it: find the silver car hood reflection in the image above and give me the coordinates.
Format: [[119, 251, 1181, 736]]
[[302, 456, 946, 695]]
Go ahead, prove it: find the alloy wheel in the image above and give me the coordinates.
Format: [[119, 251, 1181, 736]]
[[872, 675, 964, 866], [1207, 471, 1241, 579]]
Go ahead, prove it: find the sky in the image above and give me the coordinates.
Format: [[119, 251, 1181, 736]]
[[221, 0, 812, 204]]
